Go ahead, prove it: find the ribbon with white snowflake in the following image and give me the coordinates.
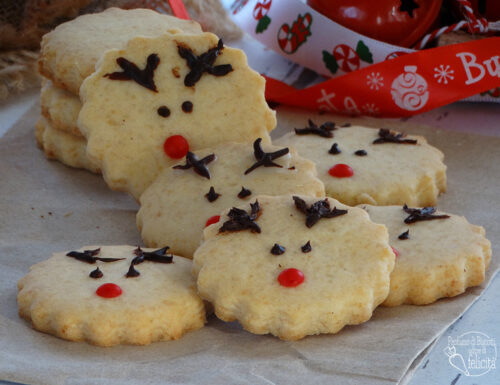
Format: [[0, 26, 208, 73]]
[[262, 37, 500, 117]]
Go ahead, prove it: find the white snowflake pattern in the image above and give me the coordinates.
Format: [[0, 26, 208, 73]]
[[362, 103, 380, 116], [434, 65, 455, 84], [366, 72, 384, 91]]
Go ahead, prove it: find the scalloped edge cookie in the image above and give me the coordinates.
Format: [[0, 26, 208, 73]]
[[193, 195, 395, 340], [18, 245, 206, 346], [359, 204, 492, 306]]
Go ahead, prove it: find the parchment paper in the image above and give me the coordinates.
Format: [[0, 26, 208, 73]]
[[0, 105, 498, 385]]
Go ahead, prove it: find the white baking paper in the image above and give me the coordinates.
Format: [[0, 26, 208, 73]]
[[0, 105, 498, 385]]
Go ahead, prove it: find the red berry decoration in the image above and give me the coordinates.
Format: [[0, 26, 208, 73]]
[[328, 163, 354, 178], [278, 268, 305, 287], [391, 246, 400, 258], [96, 283, 122, 298], [205, 215, 220, 227], [164, 135, 189, 159]]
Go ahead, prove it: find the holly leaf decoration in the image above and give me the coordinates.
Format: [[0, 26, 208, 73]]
[[322, 50, 338, 74], [356, 40, 373, 64], [256, 15, 271, 33]]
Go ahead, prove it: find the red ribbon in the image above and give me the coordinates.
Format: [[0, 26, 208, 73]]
[[167, 0, 190, 20], [265, 38, 500, 117]]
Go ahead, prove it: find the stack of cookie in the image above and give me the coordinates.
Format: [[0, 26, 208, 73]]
[[36, 7, 203, 176], [37, 7, 277, 200]]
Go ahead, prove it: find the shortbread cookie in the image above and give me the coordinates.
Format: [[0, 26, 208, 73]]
[[275, 122, 446, 206], [79, 33, 276, 199], [35, 117, 99, 174], [137, 140, 325, 257], [40, 80, 83, 137], [193, 195, 395, 340], [360, 205, 491, 306], [39, 8, 203, 95], [18, 245, 206, 346]]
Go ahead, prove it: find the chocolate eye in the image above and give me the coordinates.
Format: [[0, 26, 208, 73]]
[[181, 101, 193, 113], [271, 243, 286, 255], [301, 241, 312, 253], [126, 264, 140, 278], [89, 267, 103, 279], [158, 106, 170, 117]]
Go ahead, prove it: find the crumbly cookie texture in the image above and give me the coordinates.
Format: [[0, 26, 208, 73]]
[[79, 32, 276, 199], [137, 141, 324, 257], [360, 205, 491, 306], [35, 116, 100, 174], [18, 245, 206, 346], [275, 122, 446, 206], [39, 8, 202, 95], [40, 80, 83, 137], [193, 195, 395, 340]]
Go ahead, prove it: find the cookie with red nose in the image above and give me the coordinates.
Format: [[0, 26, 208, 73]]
[[193, 195, 395, 340], [78, 32, 276, 199], [359, 204, 491, 306], [275, 121, 447, 207], [17, 245, 206, 346]]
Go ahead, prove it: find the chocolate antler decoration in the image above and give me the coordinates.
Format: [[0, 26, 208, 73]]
[[66, 248, 125, 264], [295, 120, 336, 138], [293, 196, 348, 228], [127, 246, 173, 278], [173, 152, 216, 179], [219, 200, 261, 233], [178, 39, 233, 87], [402, 205, 450, 224], [244, 138, 289, 175], [104, 54, 160, 92], [373, 128, 418, 145]]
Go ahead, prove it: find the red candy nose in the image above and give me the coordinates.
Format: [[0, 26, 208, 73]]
[[164, 135, 189, 159], [391, 246, 400, 258], [205, 215, 220, 227], [278, 268, 305, 287], [96, 283, 122, 298], [328, 164, 354, 178]]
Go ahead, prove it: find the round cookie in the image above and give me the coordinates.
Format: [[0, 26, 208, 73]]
[[193, 195, 395, 340], [40, 80, 83, 137], [79, 32, 276, 199], [360, 205, 492, 306], [275, 121, 447, 206], [39, 8, 203, 95], [35, 117, 100, 174], [17, 245, 206, 346], [137, 140, 325, 257]]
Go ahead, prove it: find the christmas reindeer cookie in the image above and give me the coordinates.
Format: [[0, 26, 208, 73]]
[[137, 139, 325, 257], [78, 32, 276, 199], [17, 246, 206, 346], [192, 195, 395, 340], [360, 205, 491, 306], [275, 121, 446, 206]]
